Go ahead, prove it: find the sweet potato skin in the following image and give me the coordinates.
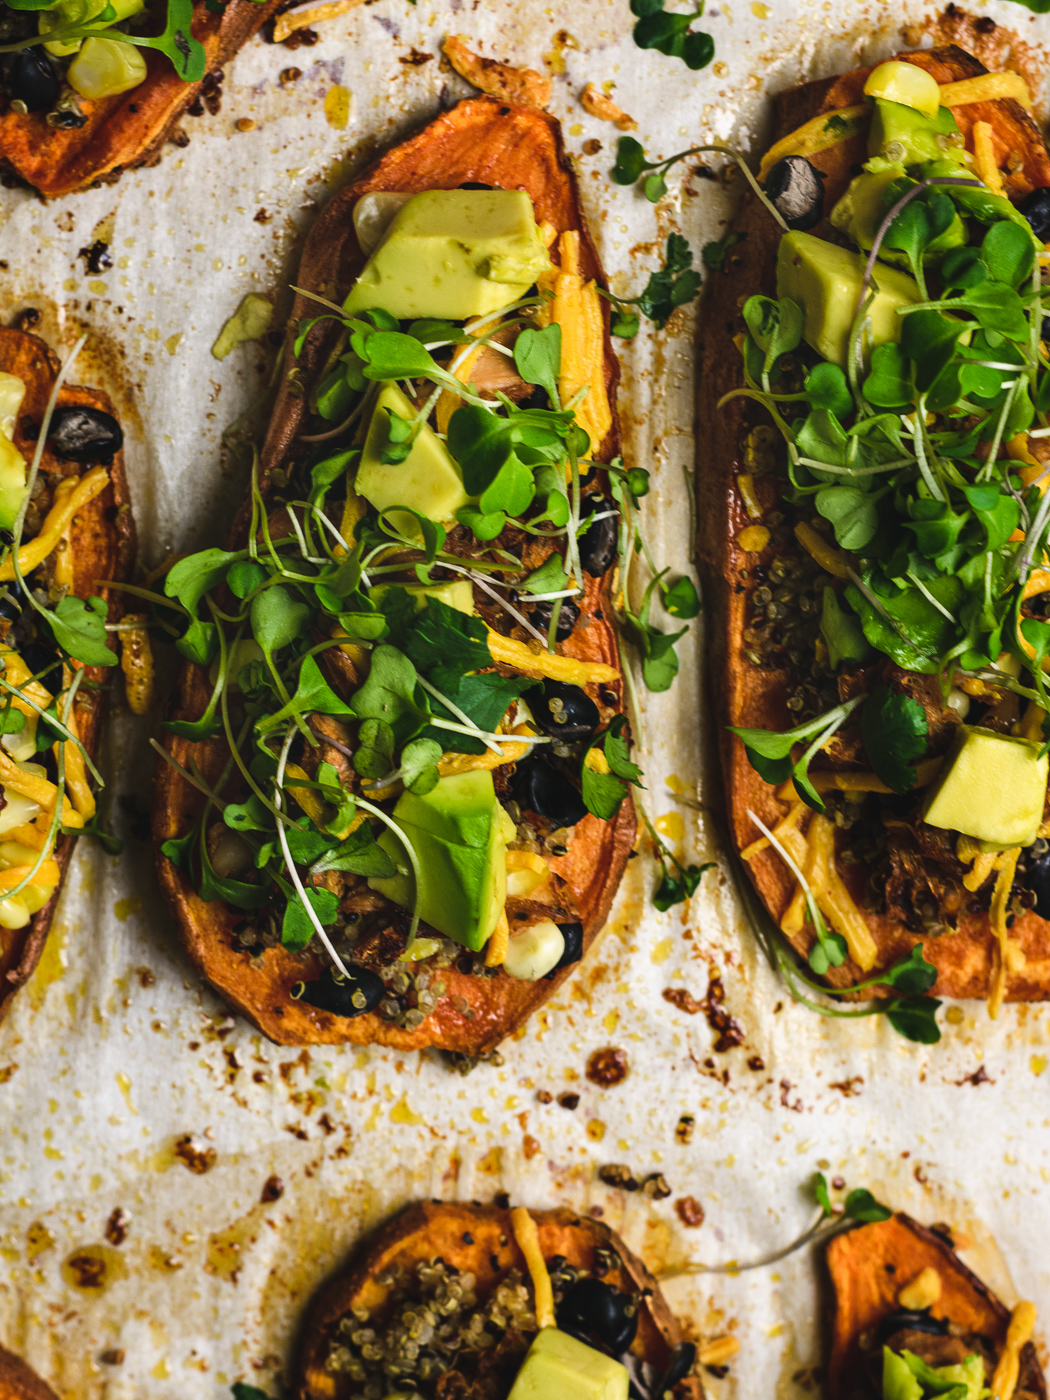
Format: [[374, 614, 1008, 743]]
[[0, 0, 282, 197], [0, 328, 135, 1023], [0, 1346, 59, 1400], [295, 1201, 703, 1400], [825, 1212, 1046, 1400], [152, 97, 636, 1048], [697, 44, 1050, 999]]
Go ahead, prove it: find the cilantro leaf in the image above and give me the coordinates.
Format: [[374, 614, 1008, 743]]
[[580, 717, 642, 820], [603, 233, 702, 332], [400, 599, 491, 686], [859, 685, 929, 794]]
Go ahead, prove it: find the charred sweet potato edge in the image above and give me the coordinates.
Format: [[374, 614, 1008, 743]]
[[294, 1201, 703, 1400], [0, 0, 282, 198], [0, 1344, 59, 1400], [0, 327, 135, 1023], [697, 42, 1050, 1000], [825, 1211, 1045, 1400], [152, 97, 637, 1050]]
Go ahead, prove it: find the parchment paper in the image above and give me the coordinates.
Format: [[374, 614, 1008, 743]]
[[1, 1, 1049, 1395]]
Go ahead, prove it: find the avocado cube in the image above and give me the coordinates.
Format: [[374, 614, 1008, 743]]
[[0, 373, 27, 532], [776, 231, 921, 368], [868, 98, 961, 166], [368, 772, 509, 951], [344, 189, 551, 321], [356, 383, 471, 527], [923, 725, 1049, 849], [370, 579, 475, 616], [831, 165, 966, 262], [507, 1328, 629, 1400]]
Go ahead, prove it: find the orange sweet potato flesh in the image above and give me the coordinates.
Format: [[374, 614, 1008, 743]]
[[295, 1201, 704, 1400], [152, 97, 637, 1049], [0, 1346, 59, 1400], [0, 0, 281, 197], [697, 43, 1050, 1000], [825, 1212, 1046, 1400], [0, 328, 135, 1023]]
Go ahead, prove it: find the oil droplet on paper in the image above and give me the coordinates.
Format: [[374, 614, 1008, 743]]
[[390, 1095, 425, 1126], [62, 1243, 127, 1292], [655, 812, 685, 844], [115, 1072, 138, 1115], [325, 85, 352, 130], [26, 1221, 55, 1262], [27, 921, 66, 1011], [114, 896, 140, 922]]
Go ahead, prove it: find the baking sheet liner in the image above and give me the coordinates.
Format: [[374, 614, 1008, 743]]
[[0, 1, 1049, 1395]]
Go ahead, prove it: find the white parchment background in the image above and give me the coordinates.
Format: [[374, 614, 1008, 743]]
[[0, 1, 1049, 1395]]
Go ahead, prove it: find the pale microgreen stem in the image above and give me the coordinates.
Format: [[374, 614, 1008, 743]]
[[977, 376, 1020, 483], [657, 1208, 843, 1279], [906, 571, 956, 622], [747, 808, 830, 955], [546, 597, 563, 655], [414, 674, 501, 755], [298, 393, 369, 444], [353, 794, 424, 948], [275, 725, 351, 979], [439, 560, 550, 646], [910, 395, 945, 502], [796, 456, 910, 476]]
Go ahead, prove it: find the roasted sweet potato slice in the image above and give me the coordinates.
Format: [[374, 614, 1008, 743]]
[[152, 97, 636, 1049], [0, 328, 134, 1022], [696, 43, 1050, 1000], [295, 1200, 703, 1400], [0, 1346, 58, 1400], [825, 1212, 1045, 1400], [0, 0, 281, 198]]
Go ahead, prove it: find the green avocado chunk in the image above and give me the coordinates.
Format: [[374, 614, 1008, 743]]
[[368, 771, 511, 951], [923, 724, 1049, 849], [0, 373, 27, 533], [356, 382, 471, 528], [776, 230, 921, 368], [831, 165, 966, 263], [868, 98, 961, 166], [370, 579, 475, 616], [883, 1347, 985, 1400], [507, 1328, 630, 1400], [344, 189, 551, 322]]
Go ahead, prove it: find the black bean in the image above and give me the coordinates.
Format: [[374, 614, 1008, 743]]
[[1025, 852, 1050, 920], [579, 492, 618, 577], [545, 921, 583, 978], [531, 595, 579, 641], [558, 1276, 638, 1354], [512, 758, 587, 828], [659, 1343, 697, 1393], [5, 47, 58, 113], [876, 1310, 950, 1346], [533, 680, 600, 743], [1021, 187, 1050, 242], [292, 965, 384, 1018], [765, 155, 824, 231], [47, 405, 123, 464]]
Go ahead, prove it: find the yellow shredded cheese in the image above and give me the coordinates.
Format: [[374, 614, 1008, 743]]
[[437, 727, 536, 777], [0, 465, 109, 583], [486, 628, 619, 684], [4, 823, 45, 851], [898, 1266, 942, 1311], [737, 472, 763, 521], [988, 845, 1021, 1019], [781, 757, 943, 797], [0, 647, 52, 721], [509, 1207, 555, 1328], [485, 907, 510, 968], [794, 521, 851, 580], [697, 1337, 741, 1367], [807, 813, 879, 971], [550, 230, 613, 454], [0, 750, 81, 827], [972, 121, 1006, 198], [0, 859, 59, 891], [51, 476, 76, 591], [506, 849, 551, 898], [286, 760, 362, 841], [60, 689, 94, 821], [991, 1301, 1038, 1400], [272, 0, 363, 43], [939, 71, 1032, 112], [336, 491, 367, 558], [757, 104, 869, 181]]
